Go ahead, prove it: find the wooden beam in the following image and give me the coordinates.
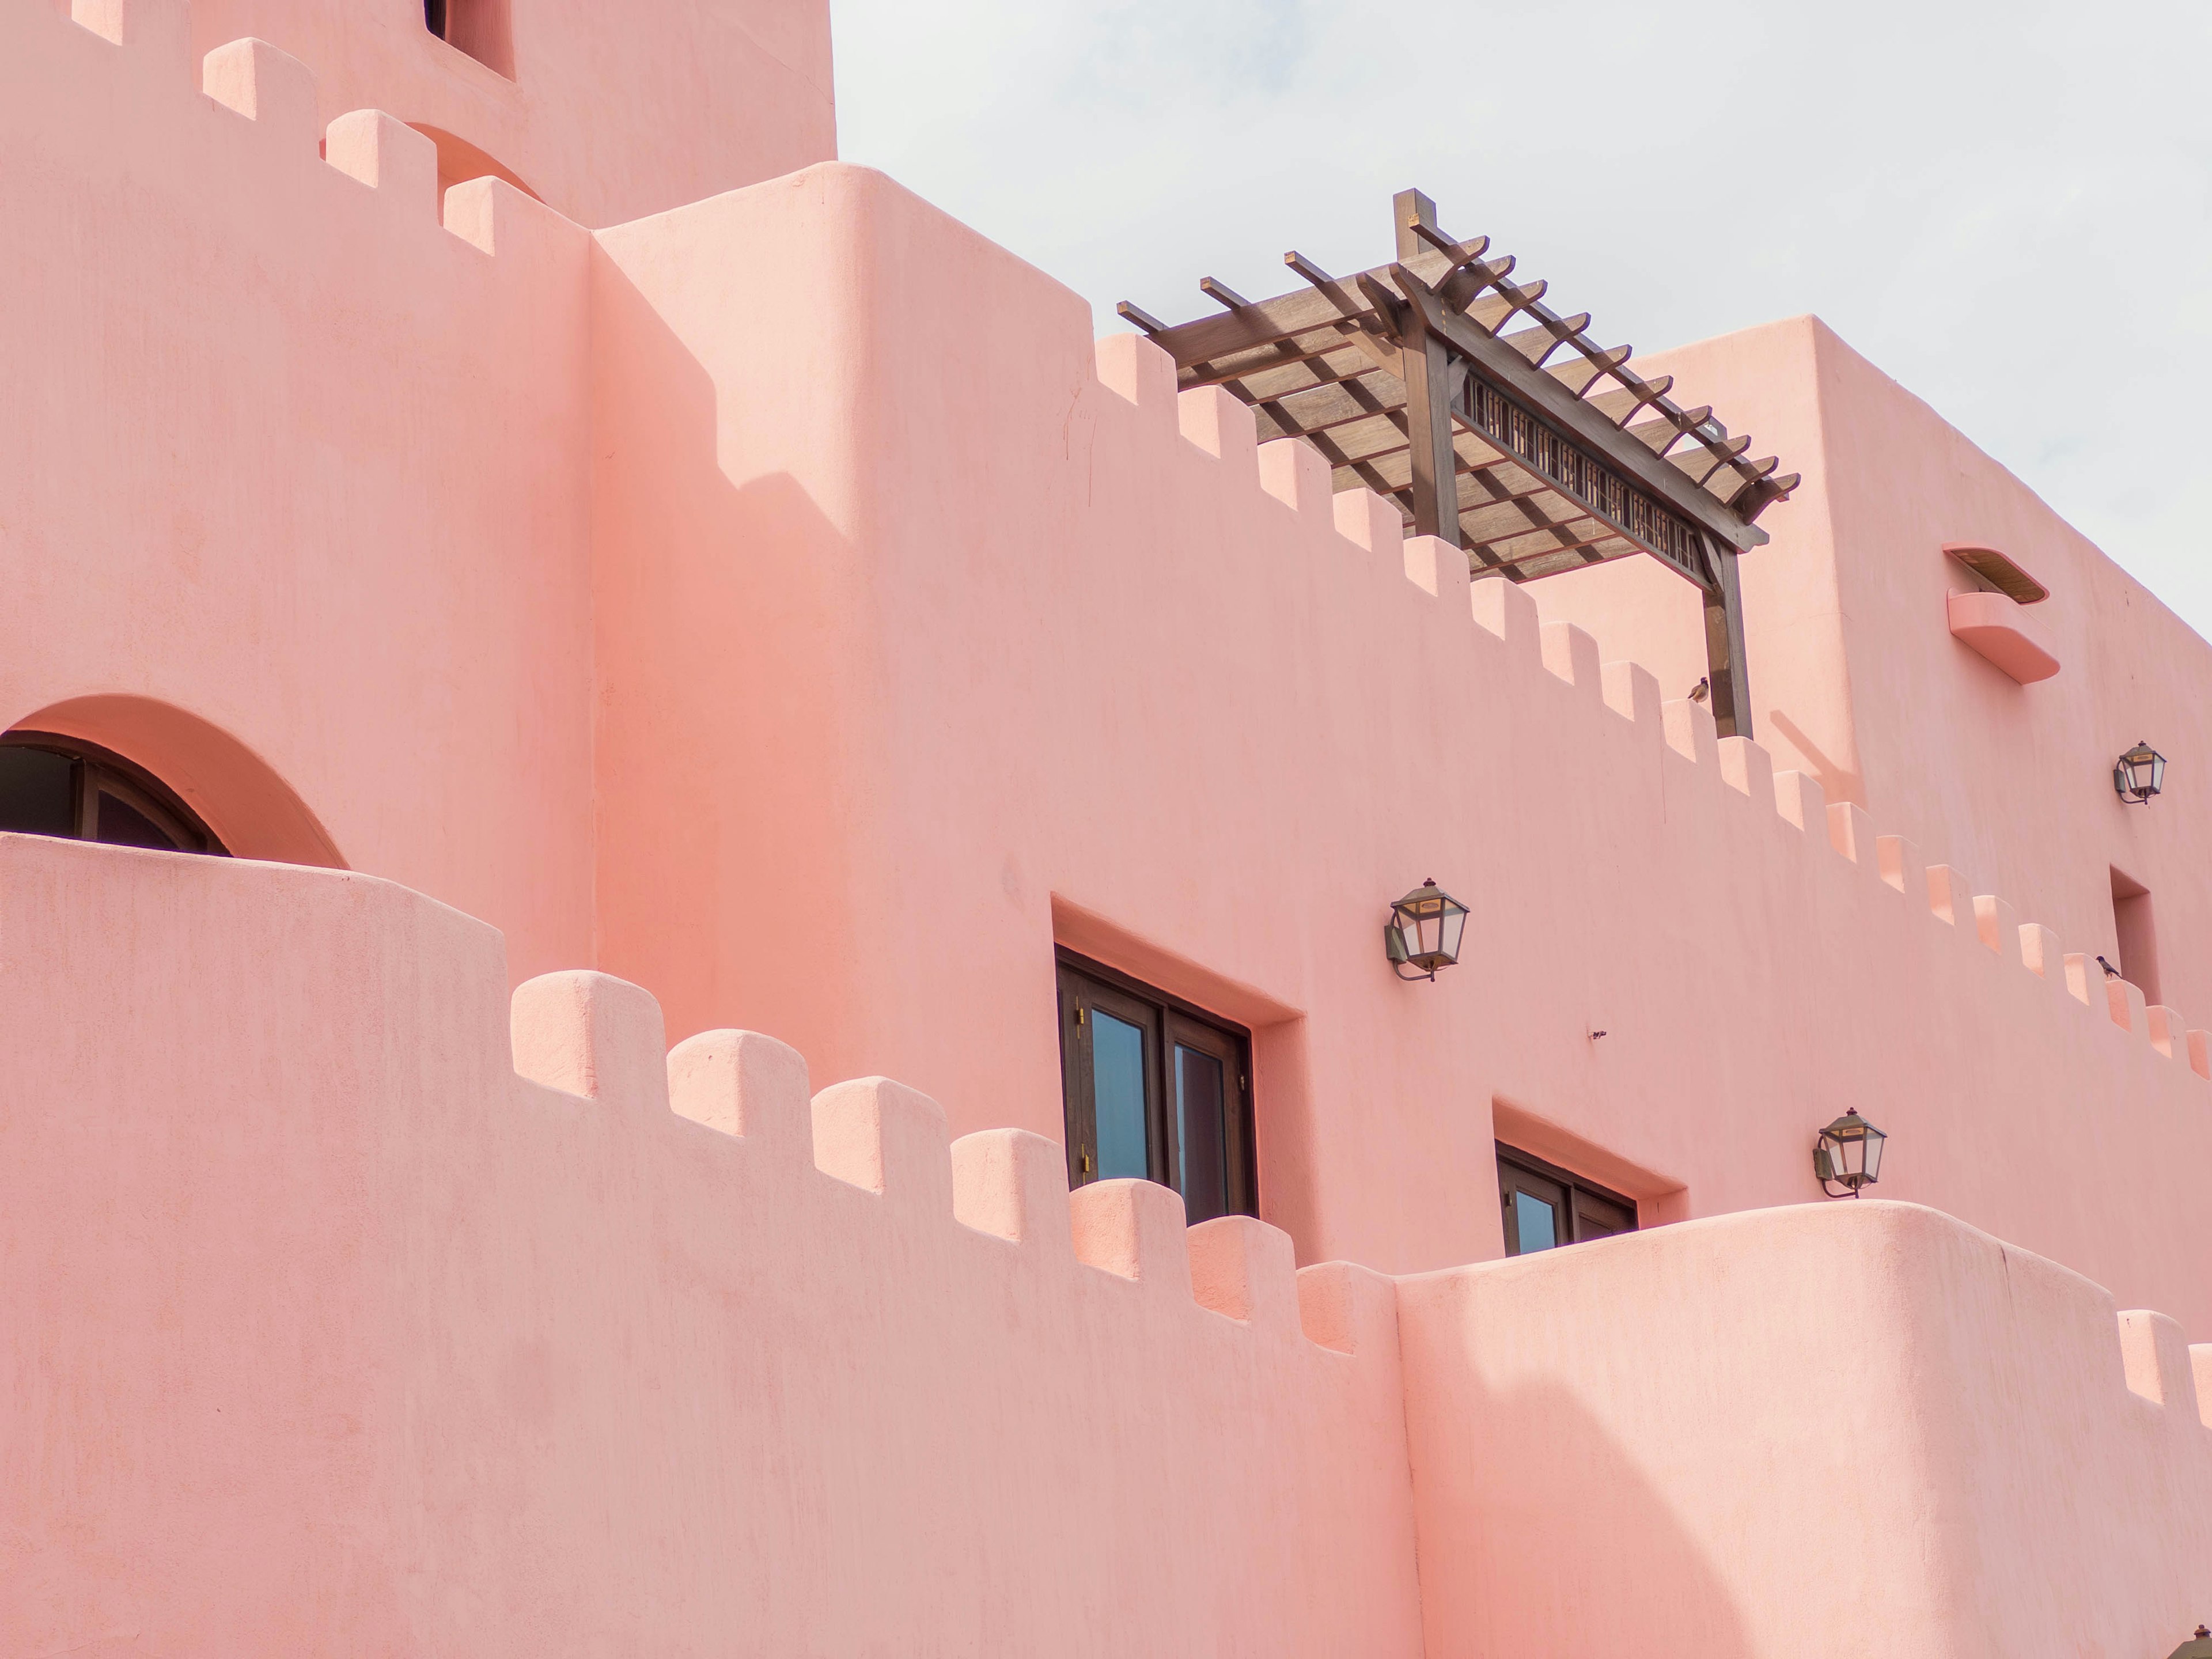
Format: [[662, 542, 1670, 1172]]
[[1394, 188, 1438, 262], [1116, 300, 1171, 335], [1199, 275, 1251, 310], [1143, 286, 1392, 373], [1701, 536, 1752, 738], [1402, 329, 1461, 545], [1391, 263, 1768, 556]]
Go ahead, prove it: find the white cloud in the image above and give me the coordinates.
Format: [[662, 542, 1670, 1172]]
[[834, 0, 2212, 632]]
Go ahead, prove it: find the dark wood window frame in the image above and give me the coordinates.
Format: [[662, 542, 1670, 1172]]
[[1054, 948, 1256, 1222], [1496, 1143, 1636, 1256], [0, 732, 226, 855]]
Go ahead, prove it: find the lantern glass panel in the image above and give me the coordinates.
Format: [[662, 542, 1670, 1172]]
[[2117, 743, 2166, 801], [1437, 899, 1469, 965], [1859, 1122, 1885, 1183]]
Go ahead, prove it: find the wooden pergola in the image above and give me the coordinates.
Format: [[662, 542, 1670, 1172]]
[[1118, 190, 1798, 738]]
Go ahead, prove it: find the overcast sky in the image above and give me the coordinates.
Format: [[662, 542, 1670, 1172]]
[[832, 0, 2212, 637]]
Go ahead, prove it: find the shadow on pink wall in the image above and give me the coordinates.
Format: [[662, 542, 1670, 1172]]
[[11, 693, 344, 868]]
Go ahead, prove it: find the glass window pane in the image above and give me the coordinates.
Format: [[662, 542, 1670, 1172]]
[[1512, 1189, 1556, 1253], [0, 747, 75, 838], [94, 791, 181, 851], [1090, 1010, 1149, 1180], [1174, 1045, 1229, 1225]]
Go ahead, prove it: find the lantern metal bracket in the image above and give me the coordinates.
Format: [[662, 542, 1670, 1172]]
[[1813, 1109, 1887, 1199], [1384, 878, 1469, 982]]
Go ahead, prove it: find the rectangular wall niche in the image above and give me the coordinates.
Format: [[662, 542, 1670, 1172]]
[[2111, 867, 2160, 1005], [425, 0, 514, 77]]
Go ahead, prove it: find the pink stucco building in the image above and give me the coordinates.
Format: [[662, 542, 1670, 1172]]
[[3, 0, 2209, 1652]]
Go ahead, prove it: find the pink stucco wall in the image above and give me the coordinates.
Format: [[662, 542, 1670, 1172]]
[[7, 8, 2212, 1635], [1400, 1200, 2212, 1656], [0, 834, 1423, 1654], [1537, 317, 2212, 1021], [175, 0, 833, 225], [0, 4, 600, 981], [3, 832, 2206, 1652], [7, 0, 2212, 1457], [589, 163, 2212, 1331]]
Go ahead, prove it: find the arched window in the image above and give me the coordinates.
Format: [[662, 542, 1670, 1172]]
[[0, 732, 227, 855], [423, 0, 514, 77]]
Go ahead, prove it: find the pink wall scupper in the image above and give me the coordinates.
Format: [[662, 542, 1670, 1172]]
[[2, 830, 2208, 1654]]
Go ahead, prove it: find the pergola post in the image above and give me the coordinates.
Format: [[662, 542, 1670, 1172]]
[[1701, 540, 1752, 739], [1393, 190, 1461, 546]]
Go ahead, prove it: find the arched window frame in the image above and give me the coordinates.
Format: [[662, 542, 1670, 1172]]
[[0, 732, 228, 855]]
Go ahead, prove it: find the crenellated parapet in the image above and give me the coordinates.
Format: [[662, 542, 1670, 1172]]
[[1, 830, 2206, 1653], [1091, 325, 2212, 1094], [0, 831, 1425, 1655], [41, 0, 586, 266], [506, 964, 1388, 1354]]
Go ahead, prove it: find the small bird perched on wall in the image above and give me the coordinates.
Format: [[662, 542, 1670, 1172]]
[[1688, 677, 1710, 704], [2096, 955, 2122, 979]]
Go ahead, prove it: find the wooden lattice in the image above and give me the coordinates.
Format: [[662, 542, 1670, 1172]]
[[1119, 191, 1798, 590]]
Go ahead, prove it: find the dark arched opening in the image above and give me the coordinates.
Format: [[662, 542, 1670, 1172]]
[[0, 732, 226, 855]]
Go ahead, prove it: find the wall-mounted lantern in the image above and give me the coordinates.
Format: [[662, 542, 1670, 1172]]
[[2114, 741, 2166, 805], [1385, 879, 1468, 982], [2166, 1627, 2212, 1659], [1813, 1110, 1887, 1198]]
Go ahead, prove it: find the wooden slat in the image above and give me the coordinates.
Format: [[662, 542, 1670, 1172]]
[[1627, 408, 1708, 452], [1582, 378, 1674, 423], [1129, 198, 1800, 561], [1499, 315, 1591, 366], [1393, 264, 1768, 554], [1146, 286, 1388, 370], [1547, 344, 1633, 398], [1457, 278, 1544, 333], [1437, 258, 1519, 317], [1498, 539, 1642, 582]]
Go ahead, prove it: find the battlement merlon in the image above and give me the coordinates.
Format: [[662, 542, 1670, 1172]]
[[54, 0, 833, 227]]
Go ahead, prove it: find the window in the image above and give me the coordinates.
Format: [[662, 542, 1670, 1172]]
[[1055, 950, 1255, 1223], [1497, 1145, 1635, 1256], [423, 0, 513, 77], [2111, 867, 2160, 1004], [0, 733, 225, 855]]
